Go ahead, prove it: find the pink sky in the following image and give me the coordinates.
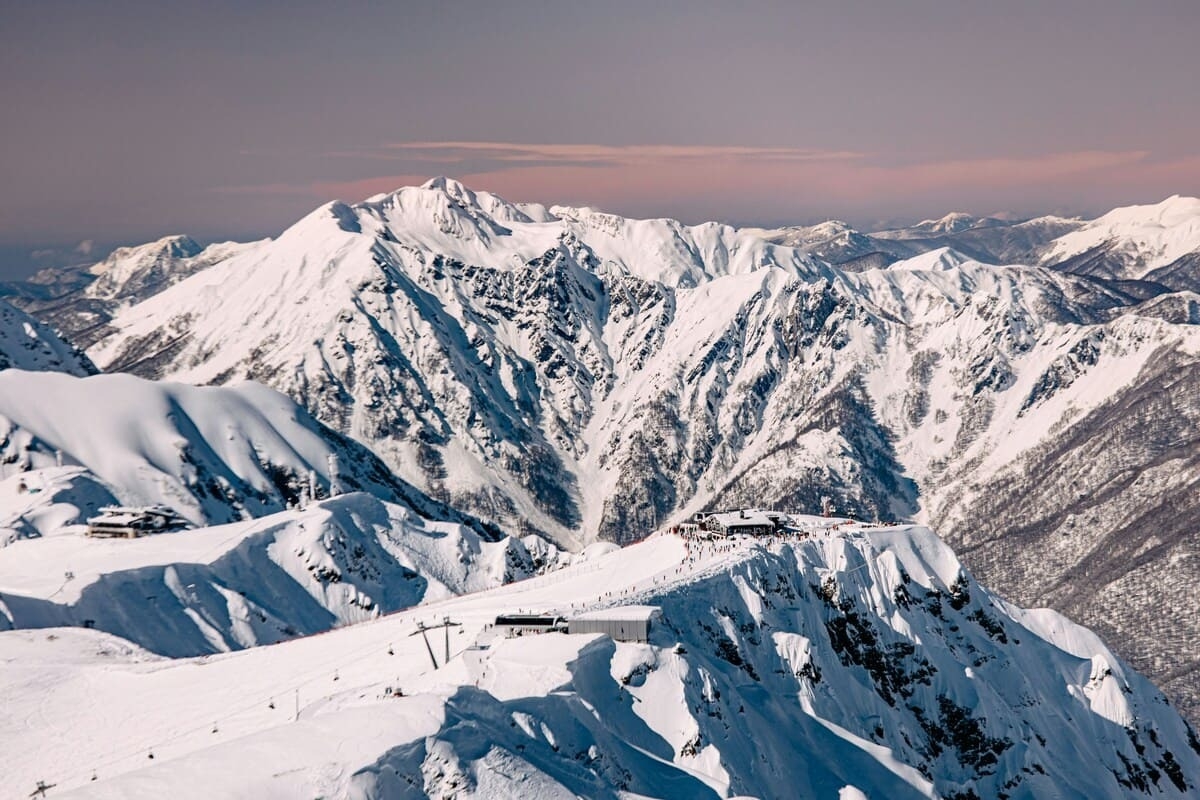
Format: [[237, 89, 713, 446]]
[[2, 1, 1198, 274], [228, 143, 1199, 225]]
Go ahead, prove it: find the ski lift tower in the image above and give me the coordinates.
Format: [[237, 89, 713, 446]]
[[438, 616, 462, 664], [410, 621, 438, 670], [409, 617, 462, 669]]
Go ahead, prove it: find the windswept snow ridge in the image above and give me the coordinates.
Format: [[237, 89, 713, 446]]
[[1041, 195, 1200, 281], [0, 370, 490, 538], [0, 492, 566, 656]]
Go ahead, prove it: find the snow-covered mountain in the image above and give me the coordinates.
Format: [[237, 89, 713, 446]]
[[0, 298, 96, 375], [741, 220, 916, 270], [937, 215, 1086, 264], [2, 235, 265, 348], [1041, 196, 1200, 286], [875, 214, 1083, 264], [744, 212, 1087, 272], [0, 370, 492, 541], [0, 492, 568, 657], [86, 179, 836, 547], [3, 521, 1197, 798], [69, 181, 1200, 722], [878, 212, 1001, 238], [75, 181, 1179, 547]]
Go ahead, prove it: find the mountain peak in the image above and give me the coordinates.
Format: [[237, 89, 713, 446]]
[[886, 245, 974, 272], [1041, 194, 1200, 277], [1102, 194, 1200, 227], [800, 219, 859, 240], [88, 235, 202, 277], [0, 299, 96, 375], [421, 175, 470, 195], [915, 212, 979, 234]]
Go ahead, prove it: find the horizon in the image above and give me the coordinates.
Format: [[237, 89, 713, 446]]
[[3, 1, 1199, 278]]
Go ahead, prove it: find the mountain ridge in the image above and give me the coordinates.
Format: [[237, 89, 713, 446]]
[[2, 519, 1198, 798], [10, 181, 1200, 724]]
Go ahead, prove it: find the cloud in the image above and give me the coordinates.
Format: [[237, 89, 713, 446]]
[[212, 142, 1200, 223], [28, 241, 99, 269], [211, 182, 350, 197], [367, 141, 866, 166]]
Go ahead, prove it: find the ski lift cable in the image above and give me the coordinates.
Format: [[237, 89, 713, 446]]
[[41, 526, 658, 790], [50, 609, 458, 790], [81, 527, 806, 788], [58, 591, 541, 793]]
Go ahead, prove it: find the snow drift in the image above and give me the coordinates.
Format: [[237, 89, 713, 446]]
[[0, 370, 490, 538], [0, 492, 565, 656]]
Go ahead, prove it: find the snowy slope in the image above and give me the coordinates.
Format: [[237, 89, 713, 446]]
[[4, 235, 265, 348], [0, 467, 118, 545], [741, 220, 915, 269], [0, 370, 487, 537], [74, 181, 1200, 722], [744, 213, 1085, 272], [0, 492, 565, 657], [0, 298, 96, 374], [83, 183, 1169, 546], [3, 522, 1197, 799], [1041, 196, 1200, 281], [884, 247, 975, 272]]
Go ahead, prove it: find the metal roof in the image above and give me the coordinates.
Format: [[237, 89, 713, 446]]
[[570, 605, 661, 622]]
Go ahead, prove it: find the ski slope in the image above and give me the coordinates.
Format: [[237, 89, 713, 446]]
[[3, 519, 1196, 799], [0, 493, 567, 657]]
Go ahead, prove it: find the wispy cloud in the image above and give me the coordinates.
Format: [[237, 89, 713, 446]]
[[213, 141, 1199, 223], [359, 141, 866, 166]]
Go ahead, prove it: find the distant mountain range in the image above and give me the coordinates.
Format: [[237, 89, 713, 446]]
[[0, 235, 264, 348], [4, 182, 1200, 727]]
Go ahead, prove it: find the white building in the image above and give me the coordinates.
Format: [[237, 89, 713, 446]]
[[700, 509, 777, 537], [568, 605, 661, 643], [85, 506, 189, 538]]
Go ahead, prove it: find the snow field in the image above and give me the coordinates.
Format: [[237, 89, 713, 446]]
[[4, 518, 1196, 798]]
